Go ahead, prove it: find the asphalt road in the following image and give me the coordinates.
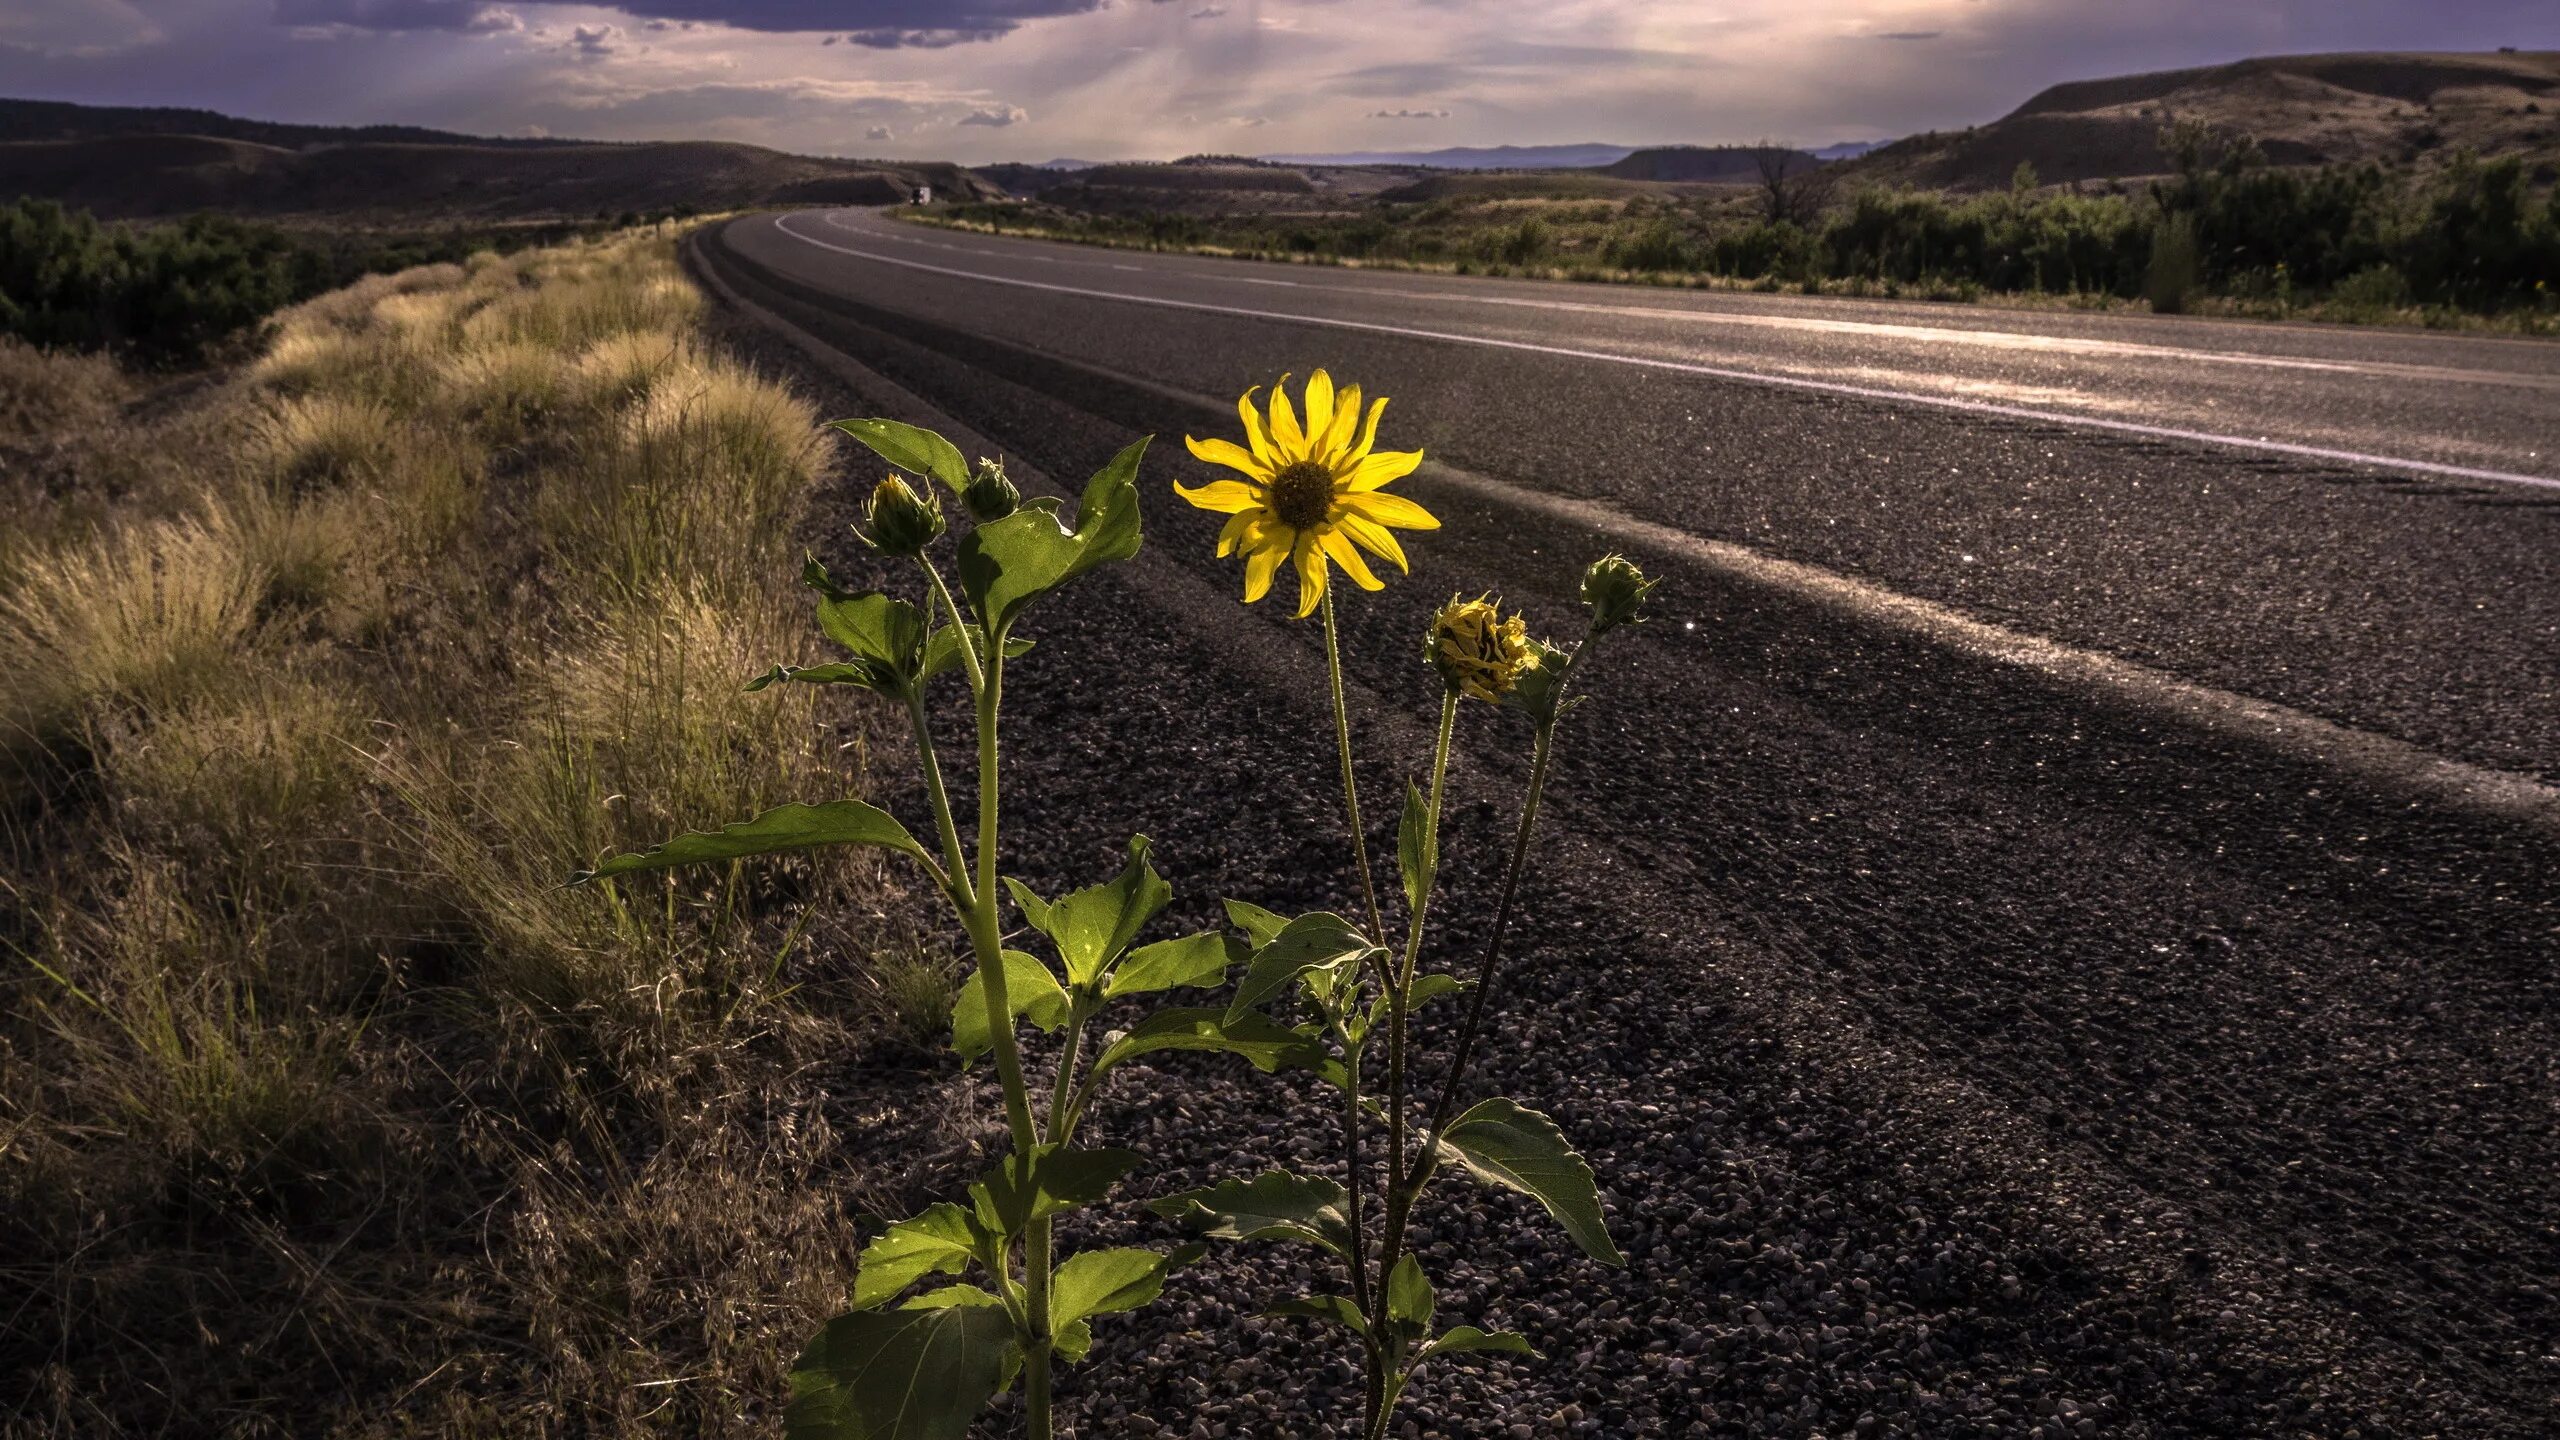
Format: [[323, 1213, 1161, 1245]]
[[695, 212, 2560, 1437]]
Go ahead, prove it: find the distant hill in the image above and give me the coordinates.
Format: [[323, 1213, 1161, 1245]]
[[0, 96, 585, 151], [1600, 145, 1819, 182], [1261, 143, 1639, 170], [0, 97, 998, 220], [1847, 50, 2560, 190]]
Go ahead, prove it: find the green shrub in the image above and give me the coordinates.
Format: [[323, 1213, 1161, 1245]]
[[2146, 212, 2201, 313]]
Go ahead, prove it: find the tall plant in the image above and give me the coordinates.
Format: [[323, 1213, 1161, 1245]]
[[573, 376, 1651, 1440], [1156, 371, 1653, 1437]]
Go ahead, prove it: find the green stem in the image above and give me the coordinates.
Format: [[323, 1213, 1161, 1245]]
[[1317, 588, 1379, 1330], [1319, 588, 1388, 946], [1377, 690, 1456, 1287], [920, 558, 985, 693], [906, 696, 972, 908], [1339, 1036, 1372, 1320], [969, 630, 1055, 1440], [1420, 721, 1554, 1153]]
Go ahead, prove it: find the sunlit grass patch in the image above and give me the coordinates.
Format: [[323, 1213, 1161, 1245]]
[[543, 354, 820, 602], [0, 510, 266, 751]]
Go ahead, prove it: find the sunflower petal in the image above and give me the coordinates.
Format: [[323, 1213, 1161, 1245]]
[[1236, 386, 1276, 468], [1243, 532, 1289, 603], [1343, 447, 1424, 493], [1175, 478, 1262, 514], [1318, 528, 1383, 591], [1184, 436, 1272, 481], [1319, 382, 1363, 464], [1344, 397, 1389, 465], [1303, 370, 1335, 447], [1339, 489, 1441, 530], [1214, 509, 1263, 557], [1337, 511, 1409, 573], [1267, 376, 1305, 459], [1291, 531, 1328, 618]]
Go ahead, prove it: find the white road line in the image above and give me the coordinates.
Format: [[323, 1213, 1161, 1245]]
[[834, 209, 2560, 392], [1436, 461, 2560, 836], [769, 212, 2560, 494]]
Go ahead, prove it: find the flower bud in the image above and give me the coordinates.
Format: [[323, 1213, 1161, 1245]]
[[963, 455, 1020, 522], [1428, 594, 1535, 703], [861, 474, 944, 556], [1579, 553, 1656, 635]]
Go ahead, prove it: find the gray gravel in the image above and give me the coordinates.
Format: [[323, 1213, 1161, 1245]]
[[697, 225, 2560, 1438]]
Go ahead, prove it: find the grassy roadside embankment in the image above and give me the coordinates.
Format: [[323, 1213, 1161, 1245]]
[[0, 229, 945, 1436]]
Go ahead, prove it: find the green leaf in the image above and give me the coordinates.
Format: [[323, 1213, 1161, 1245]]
[[1266, 1295, 1370, 1338], [815, 589, 928, 677], [832, 418, 970, 493], [852, 1204, 983, 1311], [786, 1302, 1014, 1440], [1417, 1326, 1537, 1363], [951, 950, 1069, 1065], [1050, 1248, 1168, 1330], [747, 662, 881, 693], [1397, 780, 1436, 917], [572, 800, 932, 884], [1086, 1007, 1336, 1084], [1051, 1318, 1094, 1364], [1366, 972, 1469, 1037], [970, 1145, 1140, 1236], [1434, 1098, 1623, 1266], [1408, 973, 1468, 1007], [1386, 1254, 1434, 1340], [1104, 931, 1241, 1000], [1222, 898, 1290, 948], [1001, 877, 1051, 933], [900, 1284, 1006, 1311], [955, 435, 1147, 631], [1033, 836, 1171, 987], [1148, 1171, 1353, 1257], [920, 627, 1031, 681], [1225, 911, 1377, 1023]]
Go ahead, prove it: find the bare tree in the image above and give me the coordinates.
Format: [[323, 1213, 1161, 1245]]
[[1750, 141, 1836, 228]]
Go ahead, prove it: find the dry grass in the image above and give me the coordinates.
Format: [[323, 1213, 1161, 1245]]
[[0, 337, 130, 438], [0, 229, 941, 1439]]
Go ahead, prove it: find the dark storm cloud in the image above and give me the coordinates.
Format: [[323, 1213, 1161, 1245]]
[[847, 27, 1008, 47], [273, 0, 512, 31], [575, 0, 1103, 38]]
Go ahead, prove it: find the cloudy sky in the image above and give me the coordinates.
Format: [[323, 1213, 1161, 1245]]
[[3, 1, 2551, 161]]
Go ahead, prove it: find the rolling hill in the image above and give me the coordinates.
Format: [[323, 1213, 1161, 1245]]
[[1600, 145, 1820, 182], [1848, 49, 2560, 190], [0, 98, 997, 220]]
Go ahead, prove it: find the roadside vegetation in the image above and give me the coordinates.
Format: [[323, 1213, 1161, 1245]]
[[0, 197, 663, 367], [922, 132, 2560, 331], [573, 371, 1650, 1439], [0, 228, 925, 1436]]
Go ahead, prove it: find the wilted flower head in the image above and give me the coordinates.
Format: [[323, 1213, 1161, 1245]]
[[963, 455, 1020, 522], [1580, 554, 1656, 636], [1429, 594, 1535, 702], [861, 474, 944, 556]]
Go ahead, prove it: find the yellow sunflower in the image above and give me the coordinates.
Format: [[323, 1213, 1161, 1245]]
[[1176, 370, 1440, 617]]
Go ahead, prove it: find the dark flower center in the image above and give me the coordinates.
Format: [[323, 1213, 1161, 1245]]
[[1267, 460, 1335, 531]]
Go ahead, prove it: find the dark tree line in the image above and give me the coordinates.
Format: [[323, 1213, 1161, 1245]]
[[0, 198, 612, 367]]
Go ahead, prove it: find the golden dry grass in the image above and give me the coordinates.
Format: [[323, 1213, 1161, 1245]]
[[0, 229, 931, 1439]]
